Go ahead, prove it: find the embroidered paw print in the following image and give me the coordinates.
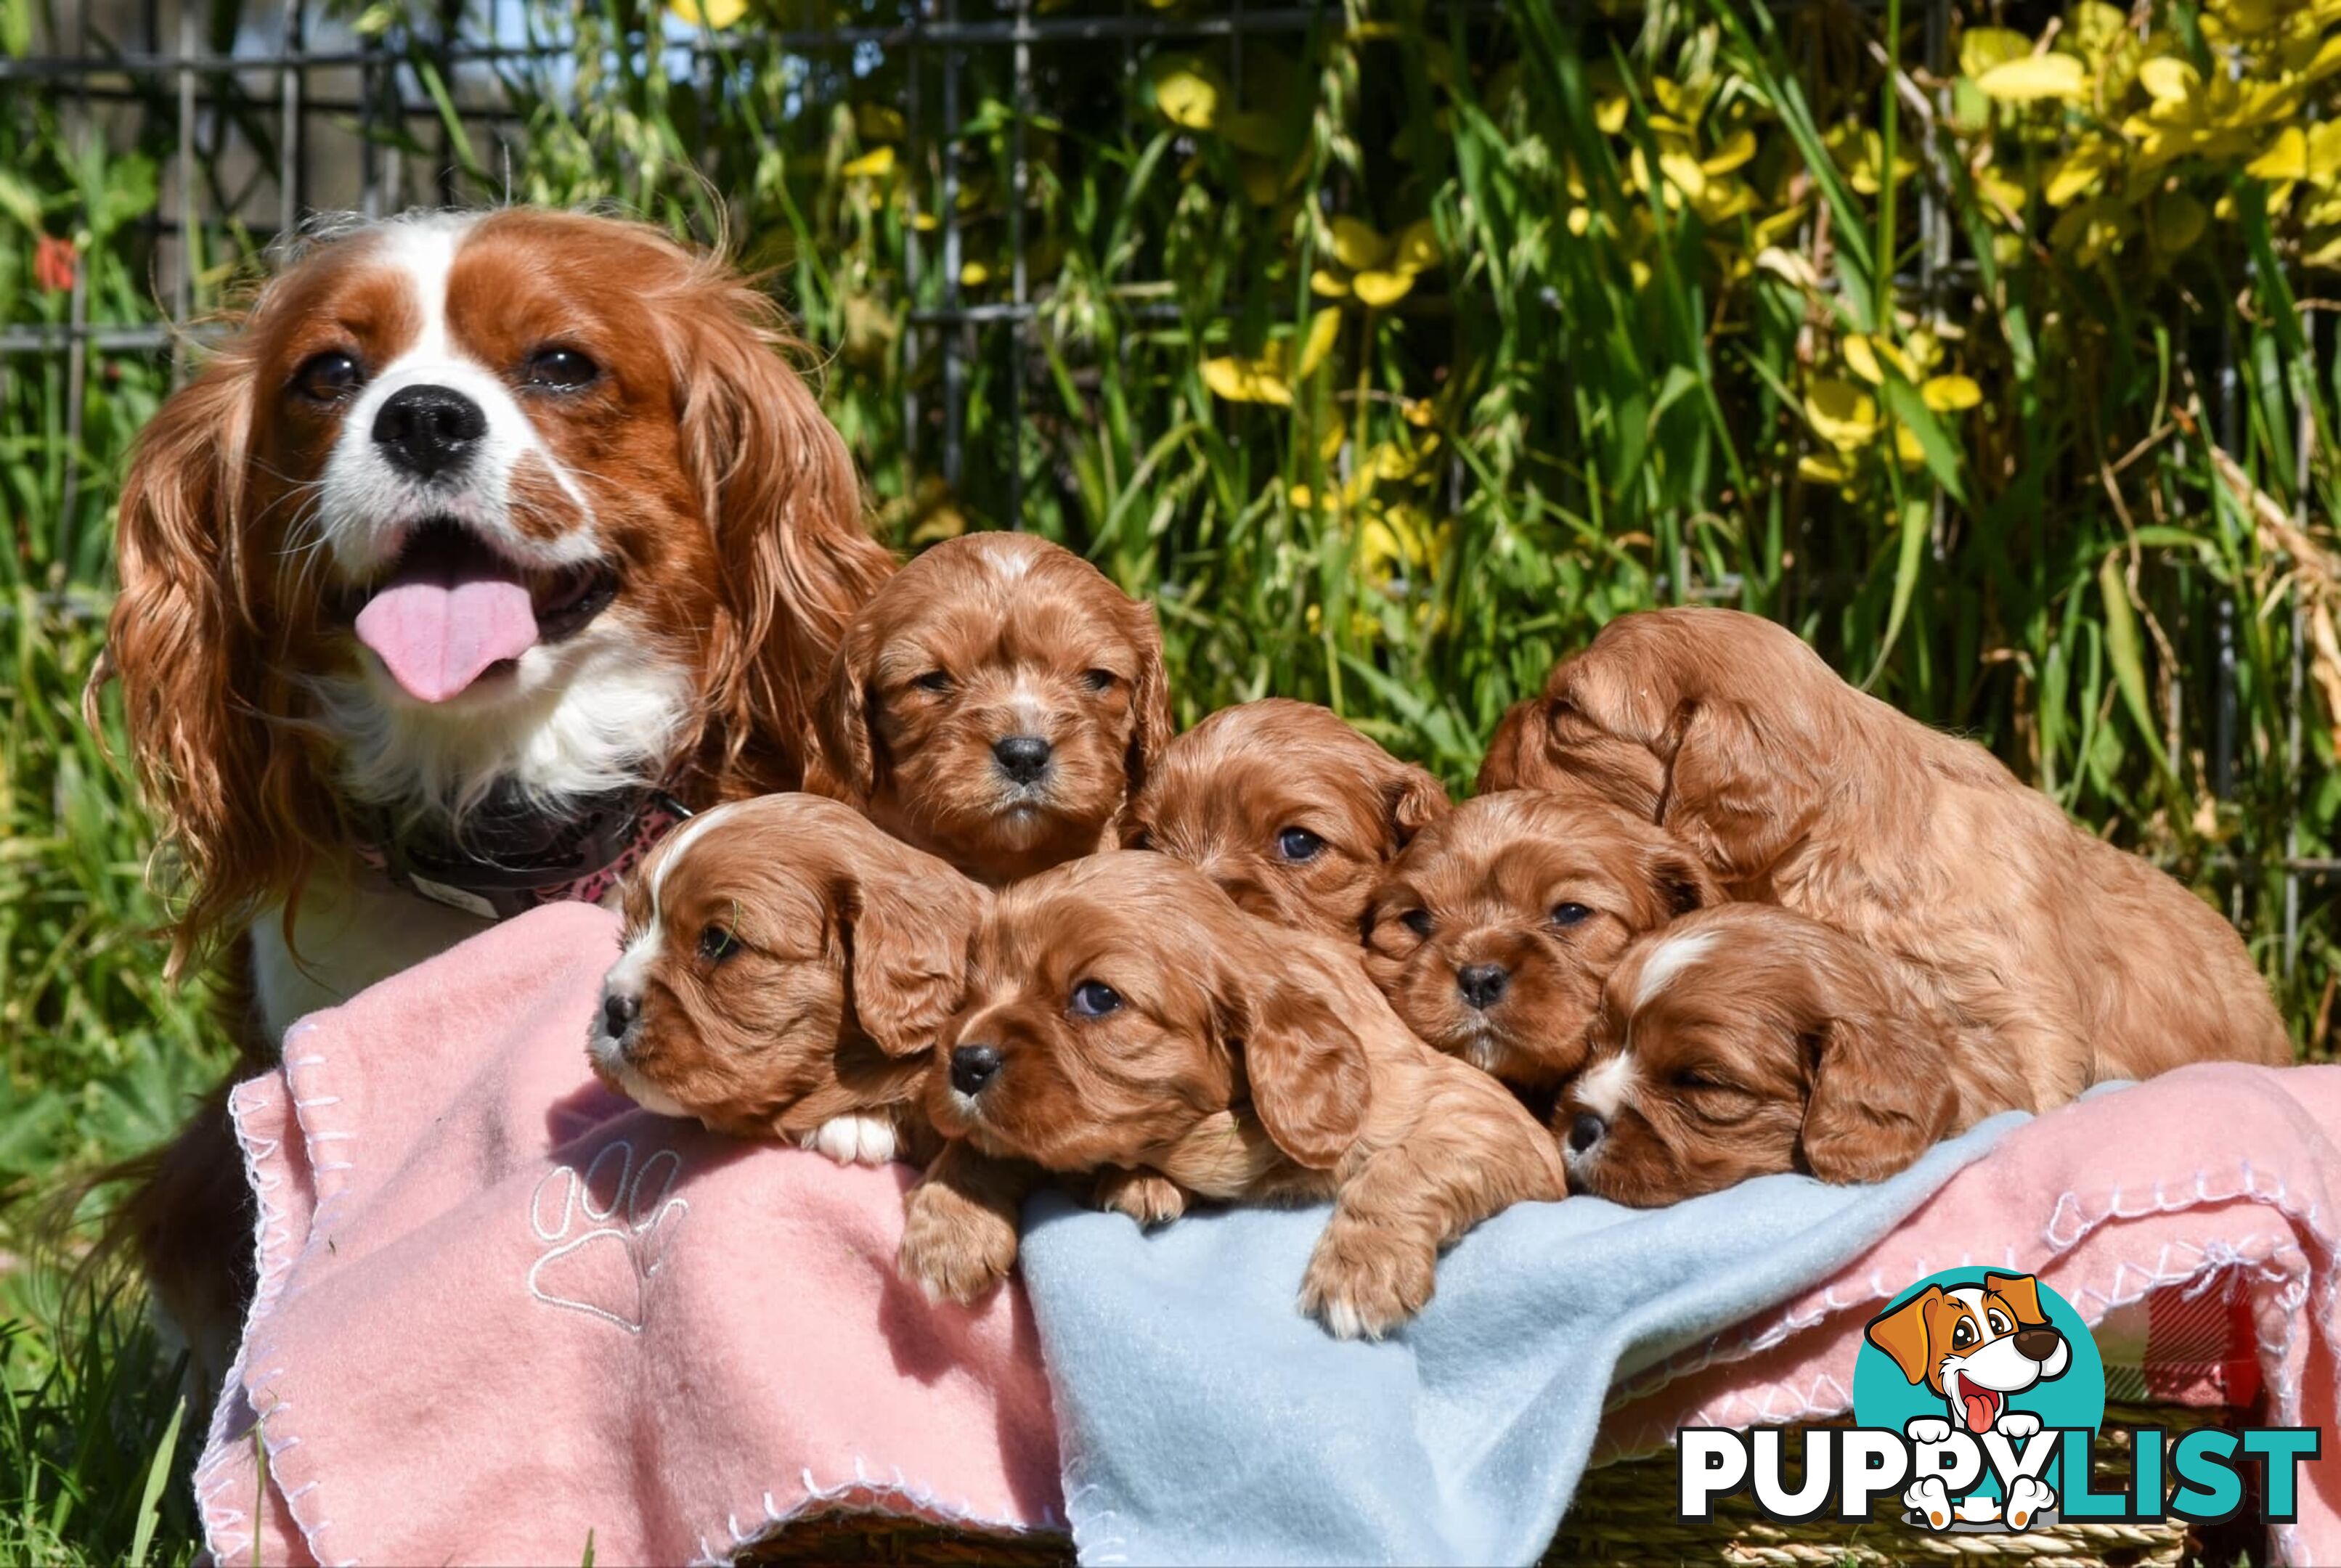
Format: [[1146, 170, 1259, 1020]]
[[527, 1139, 688, 1333]]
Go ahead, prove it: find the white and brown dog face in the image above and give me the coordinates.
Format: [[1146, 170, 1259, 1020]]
[[1865, 1273, 2071, 1435], [106, 208, 889, 959]]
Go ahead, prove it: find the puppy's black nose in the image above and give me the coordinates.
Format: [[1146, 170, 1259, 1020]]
[[2014, 1326, 2063, 1361], [601, 991, 639, 1041], [993, 734, 1053, 785], [1456, 962, 1511, 1010], [374, 384, 487, 478], [1567, 1111, 1605, 1156], [950, 1043, 1003, 1096]]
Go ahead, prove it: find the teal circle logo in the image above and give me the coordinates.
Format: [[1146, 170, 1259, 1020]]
[[1855, 1269, 2102, 1522]]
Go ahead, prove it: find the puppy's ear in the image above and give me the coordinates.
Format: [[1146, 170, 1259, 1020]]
[[670, 257, 894, 787], [1228, 961, 1370, 1169], [816, 618, 883, 801], [1475, 698, 1550, 794], [1658, 698, 1826, 885], [1864, 1286, 1942, 1385], [1119, 597, 1175, 799], [841, 860, 978, 1057], [1640, 836, 1724, 920], [1798, 984, 1958, 1186], [1985, 1273, 2048, 1327], [1381, 762, 1450, 851]]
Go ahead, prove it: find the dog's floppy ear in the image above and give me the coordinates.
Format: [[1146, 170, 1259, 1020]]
[[1865, 1286, 1942, 1385], [1985, 1273, 2048, 1327], [840, 856, 979, 1057], [1640, 834, 1724, 920], [1223, 954, 1369, 1169], [1380, 761, 1450, 851], [816, 616, 884, 802], [1475, 698, 1549, 794], [1122, 597, 1175, 800], [1794, 946, 1958, 1186], [1799, 997, 1958, 1185]]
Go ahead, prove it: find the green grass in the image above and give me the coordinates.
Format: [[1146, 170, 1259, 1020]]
[[2, 0, 2337, 1560]]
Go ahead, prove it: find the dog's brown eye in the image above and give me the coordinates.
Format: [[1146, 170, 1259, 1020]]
[[1672, 1067, 1728, 1091], [1400, 908, 1434, 938], [521, 345, 599, 391], [1550, 902, 1592, 928], [698, 924, 738, 964], [291, 349, 365, 404], [1950, 1317, 1977, 1349], [913, 670, 954, 695], [1082, 668, 1116, 693], [1069, 979, 1123, 1018]]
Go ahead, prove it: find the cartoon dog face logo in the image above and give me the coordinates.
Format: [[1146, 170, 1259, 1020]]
[[1865, 1272, 2070, 1433]]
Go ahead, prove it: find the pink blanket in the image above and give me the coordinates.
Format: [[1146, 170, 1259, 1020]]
[[193, 902, 1060, 1568], [195, 902, 2340, 1565]]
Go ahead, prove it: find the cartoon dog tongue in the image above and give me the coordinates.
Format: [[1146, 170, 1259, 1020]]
[[354, 531, 538, 703], [1961, 1385, 2002, 1434]]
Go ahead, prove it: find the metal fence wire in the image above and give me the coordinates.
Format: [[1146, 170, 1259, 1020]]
[[0, 0, 2324, 975]]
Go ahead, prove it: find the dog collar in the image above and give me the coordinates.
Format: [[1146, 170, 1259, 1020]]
[[354, 780, 691, 922]]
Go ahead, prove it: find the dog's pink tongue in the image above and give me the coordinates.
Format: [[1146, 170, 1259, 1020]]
[[1962, 1389, 1999, 1434], [354, 560, 537, 704]]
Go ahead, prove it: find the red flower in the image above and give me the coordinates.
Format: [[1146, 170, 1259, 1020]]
[[33, 234, 76, 294]]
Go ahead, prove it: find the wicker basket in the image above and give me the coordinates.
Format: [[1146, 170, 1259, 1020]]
[[741, 1403, 2258, 1567]]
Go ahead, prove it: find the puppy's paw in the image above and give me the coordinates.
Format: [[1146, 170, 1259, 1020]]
[[1093, 1167, 1189, 1228], [897, 1179, 1018, 1305], [1297, 1222, 1435, 1341], [1903, 1416, 1954, 1445], [1903, 1476, 1953, 1532], [803, 1113, 900, 1167], [1994, 1410, 2042, 1440], [2004, 1475, 2054, 1532]]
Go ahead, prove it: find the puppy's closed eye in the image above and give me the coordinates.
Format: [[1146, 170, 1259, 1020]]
[[698, 923, 742, 964]]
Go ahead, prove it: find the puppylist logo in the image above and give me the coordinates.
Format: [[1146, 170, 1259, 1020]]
[[1679, 1268, 2322, 1535]]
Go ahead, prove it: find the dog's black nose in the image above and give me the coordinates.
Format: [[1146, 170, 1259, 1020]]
[[2014, 1326, 2063, 1361], [374, 384, 487, 478], [1567, 1111, 1605, 1156], [950, 1043, 1003, 1096], [601, 991, 639, 1041], [993, 734, 1053, 785], [1456, 963, 1511, 1010]]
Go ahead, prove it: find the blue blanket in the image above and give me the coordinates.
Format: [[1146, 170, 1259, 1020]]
[[1017, 1110, 2029, 1566]]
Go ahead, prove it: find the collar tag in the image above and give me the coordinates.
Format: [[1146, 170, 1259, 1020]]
[[404, 874, 501, 922]]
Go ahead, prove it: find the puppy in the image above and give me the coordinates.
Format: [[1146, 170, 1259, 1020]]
[[1559, 904, 1966, 1204], [1364, 791, 1720, 1091], [1481, 608, 2292, 1096], [1866, 1273, 2070, 1530], [897, 853, 1566, 1338], [819, 533, 1172, 883], [1124, 698, 1449, 939], [589, 794, 980, 1164]]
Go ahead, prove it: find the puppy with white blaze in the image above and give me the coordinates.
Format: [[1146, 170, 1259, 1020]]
[[94, 208, 894, 1373]]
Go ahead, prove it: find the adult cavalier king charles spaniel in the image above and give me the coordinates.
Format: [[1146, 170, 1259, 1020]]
[[95, 208, 892, 1363]]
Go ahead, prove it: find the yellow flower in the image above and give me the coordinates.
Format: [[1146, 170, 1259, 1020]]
[[2045, 140, 2119, 206], [1975, 52, 2089, 103], [1200, 312, 1340, 406], [1842, 333, 1920, 385], [1920, 374, 1983, 412], [669, 0, 746, 26], [1958, 25, 2033, 81], [1149, 57, 1226, 131], [959, 259, 990, 288], [841, 146, 895, 179], [1804, 377, 1880, 449], [1317, 217, 1441, 308]]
